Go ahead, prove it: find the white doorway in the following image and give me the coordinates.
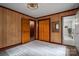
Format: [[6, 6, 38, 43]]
[[62, 15, 76, 46]]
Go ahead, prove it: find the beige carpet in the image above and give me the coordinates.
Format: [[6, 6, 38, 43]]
[[0, 40, 78, 56]]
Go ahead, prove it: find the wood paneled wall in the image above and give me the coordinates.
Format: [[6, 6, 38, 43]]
[[0, 7, 21, 48], [6, 9, 21, 46], [51, 9, 78, 44], [0, 6, 78, 48], [0, 7, 34, 48], [37, 8, 79, 44], [0, 7, 3, 48]]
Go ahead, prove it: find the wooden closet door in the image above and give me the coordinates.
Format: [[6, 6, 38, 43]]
[[43, 20, 49, 41], [21, 18, 30, 43], [39, 19, 50, 42], [39, 21, 44, 41]]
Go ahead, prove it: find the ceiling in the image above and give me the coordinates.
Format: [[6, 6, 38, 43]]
[[0, 3, 79, 18]]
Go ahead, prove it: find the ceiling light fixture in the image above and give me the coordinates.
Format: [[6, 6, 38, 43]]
[[27, 3, 38, 10]]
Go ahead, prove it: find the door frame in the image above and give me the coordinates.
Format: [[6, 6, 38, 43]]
[[29, 19, 36, 40], [61, 14, 76, 46], [21, 18, 36, 43], [38, 18, 51, 42]]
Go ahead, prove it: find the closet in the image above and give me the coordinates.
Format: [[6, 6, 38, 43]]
[[38, 19, 50, 42], [21, 17, 30, 43]]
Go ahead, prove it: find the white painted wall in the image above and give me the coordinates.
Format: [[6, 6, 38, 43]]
[[75, 10, 79, 52]]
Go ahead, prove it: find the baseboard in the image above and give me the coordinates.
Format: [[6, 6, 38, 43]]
[[38, 40, 49, 43], [0, 40, 32, 51], [0, 43, 21, 51], [0, 40, 76, 51], [37, 40, 76, 47], [50, 41, 62, 45], [38, 40, 61, 44]]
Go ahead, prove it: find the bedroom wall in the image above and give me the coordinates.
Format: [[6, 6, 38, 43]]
[[0, 6, 34, 48], [37, 8, 79, 44]]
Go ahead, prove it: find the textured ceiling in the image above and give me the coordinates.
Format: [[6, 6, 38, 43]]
[[0, 3, 79, 18]]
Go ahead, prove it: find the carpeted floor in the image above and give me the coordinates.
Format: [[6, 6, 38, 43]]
[[66, 46, 78, 56], [0, 40, 78, 56]]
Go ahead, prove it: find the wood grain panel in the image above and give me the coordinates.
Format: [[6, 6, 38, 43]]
[[43, 20, 49, 41], [0, 7, 3, 48], [3, 8, 7, 47], [51, 9, 78, 44], [39, 19, 49, 42], [0, 7, 34, 49], [37, 8, 78, 44], [39, 21, 44, 41], [21, 18, 30, 43], [36, 21, 38, 40], [6, 9, 21, 46], [51, 14, 61, 43]]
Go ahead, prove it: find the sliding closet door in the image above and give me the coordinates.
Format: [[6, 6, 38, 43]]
[[39, 21, 44, 41], [21, 18, 30, 43], [39, 19, 50, 42], [43, 20, 50, 41]]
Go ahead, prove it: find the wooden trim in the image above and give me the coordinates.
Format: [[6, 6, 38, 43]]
[[38, 20, 39, 40], [34, 21, 36, 40], [37, 20, 39, 40], [0, 43, 21, 51], [61, 14, 76, 45], [38, 18, 51, 42], [21, 18, 22, 44], [49, 18, 51, 42], [50, 41, 62, 45], [0, 41, 31, 51], [61, 16, 63, 44], [38, 40, 75, 47], [38, 18, 50, 21], [0, 5, 35, 19], [29, 19, 36, 21], [36, 7, 79, 19]]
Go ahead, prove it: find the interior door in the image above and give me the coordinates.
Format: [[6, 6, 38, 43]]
[[38, 19, 50, 42], [30, 20, 36, 41], [21, 18, 30, 43]]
